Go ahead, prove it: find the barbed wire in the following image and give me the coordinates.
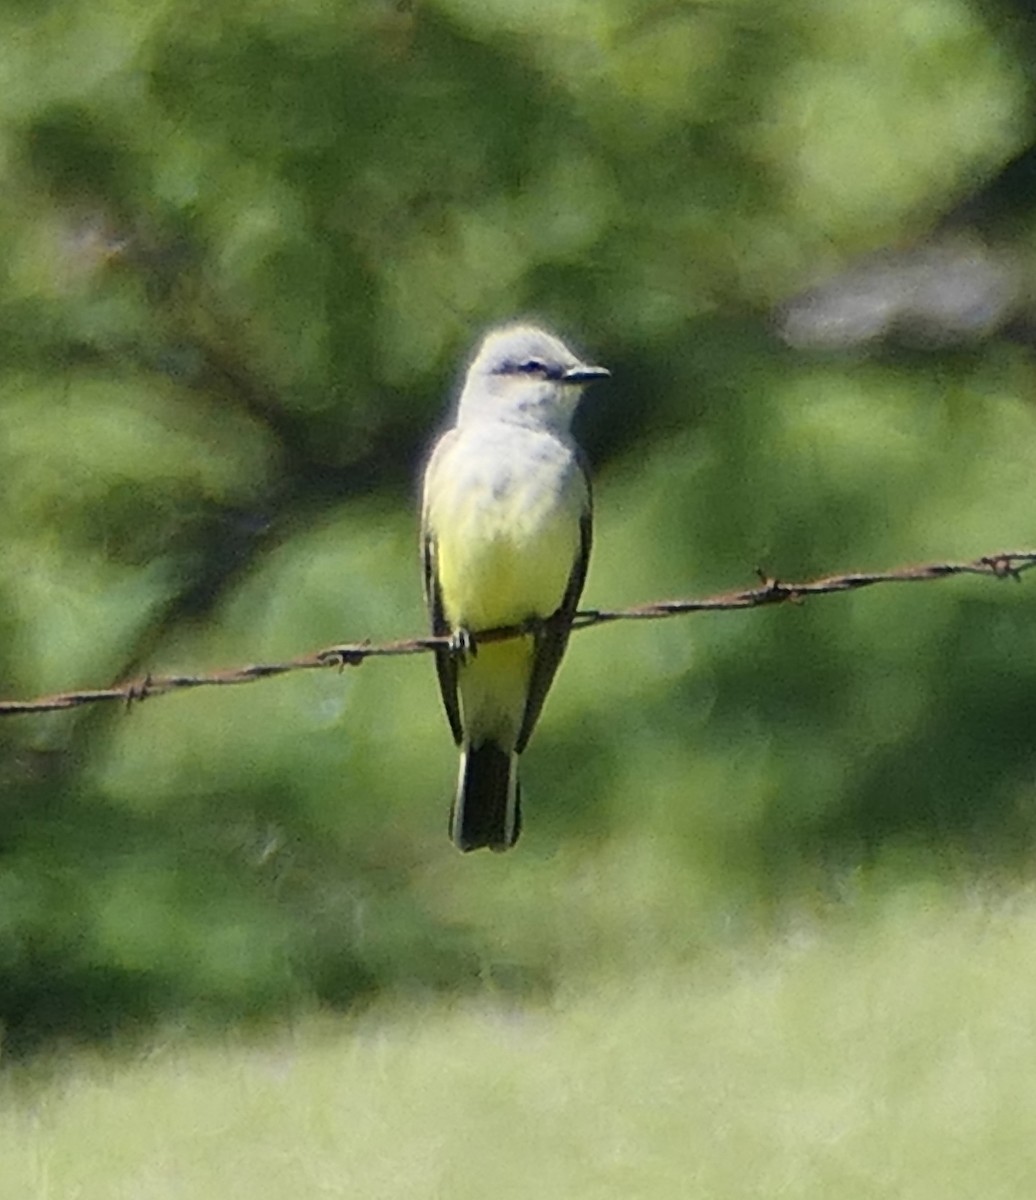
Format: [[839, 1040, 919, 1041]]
[[2, 549, 1034, 717]]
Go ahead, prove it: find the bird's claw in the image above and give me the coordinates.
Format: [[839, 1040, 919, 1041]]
[[449, 628, 477, 661]]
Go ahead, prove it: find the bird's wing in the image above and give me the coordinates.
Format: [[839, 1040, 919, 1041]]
[[516, 465, 592, 754], [421, 438, 464, 747]]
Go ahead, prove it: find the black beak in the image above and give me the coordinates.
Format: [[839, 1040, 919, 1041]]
[[563, 363, 610, 384]]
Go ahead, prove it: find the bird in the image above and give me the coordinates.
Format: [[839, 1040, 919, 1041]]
[[420, 324, 609, 851]]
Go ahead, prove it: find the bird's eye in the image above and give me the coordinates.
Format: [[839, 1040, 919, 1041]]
[[491, 357, 561, 379]]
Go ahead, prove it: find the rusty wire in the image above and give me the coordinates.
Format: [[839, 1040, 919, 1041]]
[[1, 549, 1034, 717]]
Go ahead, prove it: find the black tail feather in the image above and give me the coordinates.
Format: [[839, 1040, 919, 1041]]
[[451, 741, 521, 852]]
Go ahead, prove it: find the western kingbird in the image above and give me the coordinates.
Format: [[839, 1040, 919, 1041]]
[[421, 324, 609, 852]]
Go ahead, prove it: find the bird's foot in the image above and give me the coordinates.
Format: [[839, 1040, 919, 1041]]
[[525, 610, 569, 643], [448, 627, 477, 661]]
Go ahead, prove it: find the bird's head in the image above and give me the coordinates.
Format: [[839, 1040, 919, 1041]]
[[457, 324, 609, 431]]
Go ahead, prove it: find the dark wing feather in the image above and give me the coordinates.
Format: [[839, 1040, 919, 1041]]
[[515, 477, 592, 754], [422, 531, 463, 745]]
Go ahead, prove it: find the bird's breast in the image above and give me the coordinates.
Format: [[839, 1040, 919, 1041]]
[[426, 426, 587, 630]]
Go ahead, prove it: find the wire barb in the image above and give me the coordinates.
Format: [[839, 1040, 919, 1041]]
[[2, 548, 1035, 717], [124, 672, 153, 711]]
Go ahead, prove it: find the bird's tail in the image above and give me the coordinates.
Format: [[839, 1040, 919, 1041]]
[[451, 741, 521, 852]]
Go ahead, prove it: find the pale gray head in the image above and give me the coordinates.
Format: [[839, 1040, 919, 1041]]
[[456, 323, 609, 431]]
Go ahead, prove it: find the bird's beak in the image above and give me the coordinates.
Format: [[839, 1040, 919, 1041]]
[[563, 363, 610, 384]]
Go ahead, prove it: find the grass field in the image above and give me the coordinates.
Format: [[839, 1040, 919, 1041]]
[[3, 875, 1036, 1199]]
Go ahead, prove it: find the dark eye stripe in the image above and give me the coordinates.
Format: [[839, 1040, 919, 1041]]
[[493, 358, 563, 380], [518, 358, 547, 375]]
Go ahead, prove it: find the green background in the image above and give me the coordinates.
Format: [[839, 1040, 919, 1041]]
[[2, 0, 1033, 1045], [3, 2, 1036, 1188]]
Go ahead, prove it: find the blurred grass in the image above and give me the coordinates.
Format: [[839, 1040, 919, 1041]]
[[4, 876, 1036, 1199]]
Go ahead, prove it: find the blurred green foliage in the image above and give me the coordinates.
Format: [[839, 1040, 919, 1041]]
[[1, 0, 1036, 1054]]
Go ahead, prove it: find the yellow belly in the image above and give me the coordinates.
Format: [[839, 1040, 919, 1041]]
[[427, 421, 585, 629], [423, 422, 588, 745], [435, 502, 580, 744], [436, 505, 579, 629]]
